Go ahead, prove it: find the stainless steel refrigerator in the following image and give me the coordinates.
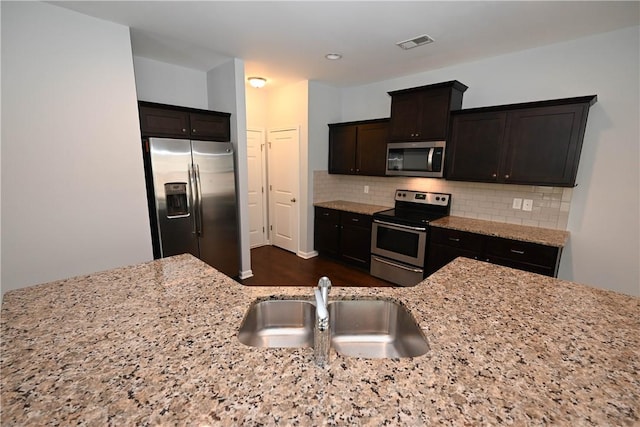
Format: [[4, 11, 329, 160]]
[[147, 137, 239, 277]]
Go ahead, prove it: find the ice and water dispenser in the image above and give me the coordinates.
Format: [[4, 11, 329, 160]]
[[164, 182, 189, 217]]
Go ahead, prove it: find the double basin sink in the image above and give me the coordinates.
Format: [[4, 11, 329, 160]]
[[237, 298, 429, 359]]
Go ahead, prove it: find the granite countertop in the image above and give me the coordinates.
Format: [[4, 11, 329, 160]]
[[2, 255, 638, 425], [430, 215, 570, 247], [314, 200, 389, 216]]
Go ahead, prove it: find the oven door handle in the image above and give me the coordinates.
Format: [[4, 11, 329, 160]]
[[372, 256, 423, 273], [373, 219, 427, 232]]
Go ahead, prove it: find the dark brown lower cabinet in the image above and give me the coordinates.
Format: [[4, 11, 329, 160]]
[[314, 207, 372, 269], [427, 227, 562, 277]]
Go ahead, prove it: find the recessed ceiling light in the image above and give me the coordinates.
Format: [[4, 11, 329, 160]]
[[396, 34, 435, 50], [325, 53, 342, 60], [248, 77, 267, 88]]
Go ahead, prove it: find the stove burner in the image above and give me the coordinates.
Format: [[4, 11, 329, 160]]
[[373, 190, 451, 227]]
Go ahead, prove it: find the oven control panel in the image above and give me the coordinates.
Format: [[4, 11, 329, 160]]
[[395, 190, 450, 206]]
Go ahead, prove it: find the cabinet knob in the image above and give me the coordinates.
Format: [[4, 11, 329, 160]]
[[192, 129, 197, 133], [182, 128, 187, 133], [492, 173, 497, 178], [291, 198, 296, 203], [505, 174, 510, 179]]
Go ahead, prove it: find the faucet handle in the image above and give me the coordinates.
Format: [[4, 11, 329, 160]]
[[318, 276, 332, 292]]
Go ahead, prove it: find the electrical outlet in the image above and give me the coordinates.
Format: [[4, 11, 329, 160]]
[[523, 199, 533, 211], [364, 185, 369, 194], [512, 198, 522, 209]]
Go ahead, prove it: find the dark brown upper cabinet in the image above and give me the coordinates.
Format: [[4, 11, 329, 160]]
[[328, 118, 389, 176], [139, 101, 231, 141], [446, 95, 597, 187], [388, 81, 468, 142]]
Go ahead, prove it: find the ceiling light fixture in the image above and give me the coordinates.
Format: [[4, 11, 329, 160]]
[[248, 77, 267, 88], [396, 34, 435, 50], [325, 53, 342, 60]]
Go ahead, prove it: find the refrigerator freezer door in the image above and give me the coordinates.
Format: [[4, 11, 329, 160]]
[[192, 140, 240, 277], [149, 138, 199, 258]]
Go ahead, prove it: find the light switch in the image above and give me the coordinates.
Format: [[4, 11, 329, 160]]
[[364, 185, 369, 194], [512, 198, 522, 209], [523, 199, 533, 211]]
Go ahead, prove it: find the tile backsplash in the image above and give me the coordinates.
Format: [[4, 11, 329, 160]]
[[313, 171, 572, 230]]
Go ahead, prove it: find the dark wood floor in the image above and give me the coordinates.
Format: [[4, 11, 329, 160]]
[[240, 245, 394, 287]]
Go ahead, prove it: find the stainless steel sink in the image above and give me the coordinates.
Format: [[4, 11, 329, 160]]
[[237, 299, 315, 348], [237, 298, 429, 359], [328, 299, 429, 359]]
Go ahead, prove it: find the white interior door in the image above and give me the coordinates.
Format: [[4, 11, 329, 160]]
[[247, 129, 268, 248], [268, 128, 299, 253]]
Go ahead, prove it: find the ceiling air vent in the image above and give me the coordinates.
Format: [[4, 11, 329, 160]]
[[396, 34, 434, 50]]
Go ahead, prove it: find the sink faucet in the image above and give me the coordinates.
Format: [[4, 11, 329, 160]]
[[314, 276, 332, 367]]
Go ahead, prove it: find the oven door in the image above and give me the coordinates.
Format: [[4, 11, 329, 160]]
[[370, 219, 427, 267]]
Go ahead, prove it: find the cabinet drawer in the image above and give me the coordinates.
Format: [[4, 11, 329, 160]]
[[430, 227, 484, 252], [340, 212, 372, 228], [485, 237, 559, 268], [315, 207, 340, 222]]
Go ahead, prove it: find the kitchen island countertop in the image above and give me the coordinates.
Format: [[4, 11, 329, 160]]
[[1, 254, 638, 425]]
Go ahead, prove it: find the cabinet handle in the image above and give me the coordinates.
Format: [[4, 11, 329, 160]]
[[510, 249, 525, 255], [351, 218, 359, 222], [322, 212, 329, 216], [448, 237, 460, 242]]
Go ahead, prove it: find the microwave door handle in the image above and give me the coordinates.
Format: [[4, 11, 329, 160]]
[[426, 147, 434, 172]]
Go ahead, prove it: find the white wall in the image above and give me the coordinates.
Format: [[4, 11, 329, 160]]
[[133, 56, 208, 109], [207, 59, 251, 278], [339, 26, 640, 296], [245, 86, 268, 130], [1, 2, 153, 294], [306, 82, 341, 254]]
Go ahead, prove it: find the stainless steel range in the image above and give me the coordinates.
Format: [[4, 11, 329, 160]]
[[370, 190, 451, 286]]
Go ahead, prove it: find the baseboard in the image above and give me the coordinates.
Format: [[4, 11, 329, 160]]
[[297, 250, 318, 260], [239, 269, 253, 280]]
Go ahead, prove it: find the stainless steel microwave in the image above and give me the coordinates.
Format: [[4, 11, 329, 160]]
[[386, 141, 446, 178]]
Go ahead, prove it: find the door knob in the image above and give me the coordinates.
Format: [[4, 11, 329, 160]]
[[291, 198, 296, 203]]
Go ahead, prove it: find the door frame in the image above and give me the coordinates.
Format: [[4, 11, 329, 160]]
[[247, 128, 269, 248], [267, 126, 300, 254]]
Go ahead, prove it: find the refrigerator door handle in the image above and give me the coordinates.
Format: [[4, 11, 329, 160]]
[[195, 163, 204, 236], [188, 163, 197, 235]]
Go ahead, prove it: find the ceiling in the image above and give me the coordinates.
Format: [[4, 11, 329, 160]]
[[53, 1, 639, 89]]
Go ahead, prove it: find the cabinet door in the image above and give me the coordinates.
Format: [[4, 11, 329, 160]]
[[340, 212, 372, 268], [189, 112, 230, 141], [502, 104, 587, 186], [388, 92, 422, 141], [415, 87, 452, 141], [356, 122, 388, 176], [427, 244, 481, 275], [139, 106, 189, 138], [329, 125, 357, 174], [447, 112, 507, 182], [427, 228, 484, 275], [314, 208, 340, 256]]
